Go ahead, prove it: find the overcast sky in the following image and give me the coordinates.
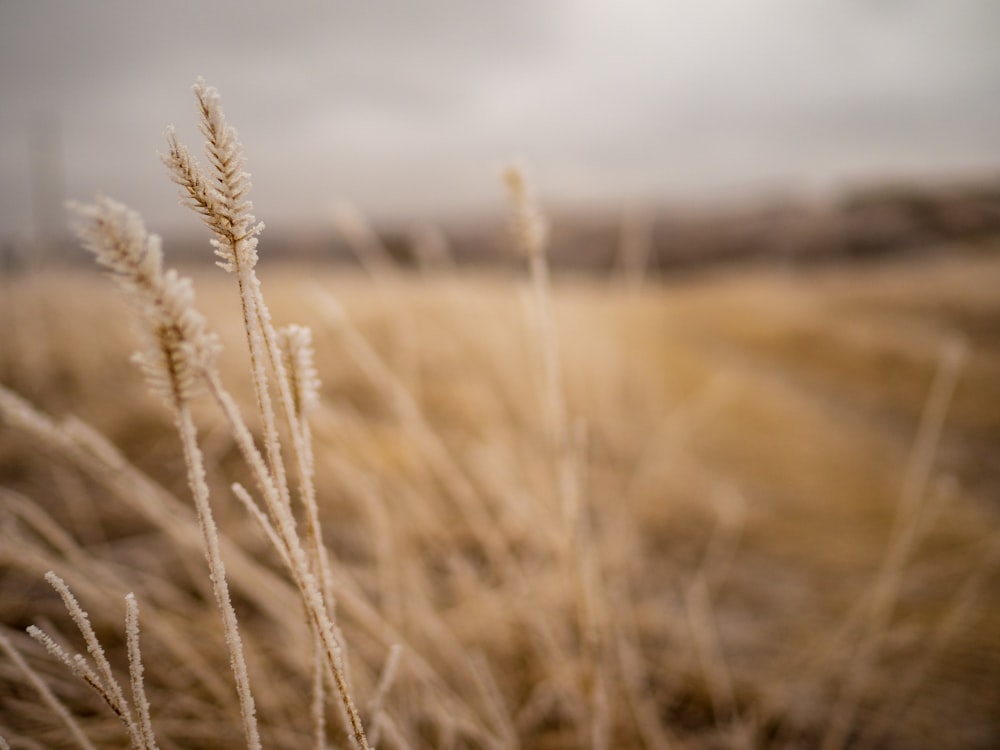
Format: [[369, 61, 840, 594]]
[[1, 0, 999, 240]]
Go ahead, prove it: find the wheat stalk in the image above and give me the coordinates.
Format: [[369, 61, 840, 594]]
[[70, 197, 261, 750], [503, 165, 610, 750], [161, 79, 369, 749]]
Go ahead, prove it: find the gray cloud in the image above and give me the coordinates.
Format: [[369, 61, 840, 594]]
[[1, 0, 998, 240]]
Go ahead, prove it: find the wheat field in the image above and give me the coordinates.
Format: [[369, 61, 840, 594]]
[[1, 83, 999, 750]]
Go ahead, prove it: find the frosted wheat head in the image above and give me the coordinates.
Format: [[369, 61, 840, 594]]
[[192, 78, 263, 270], [71, 197, 220, 407], [162, 129, 228, 235], [162, 78, 263, 271], [503, 165, 550, 258], [278, 324, 321, 417]]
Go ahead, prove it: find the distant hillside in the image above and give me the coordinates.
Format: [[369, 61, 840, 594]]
[[442, 177, 1000, 274], [5, 177, 1000, 274], [534, 177, 1000, 274]]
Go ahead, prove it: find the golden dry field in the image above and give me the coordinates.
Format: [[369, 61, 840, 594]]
[[2, 243, 999, 749]]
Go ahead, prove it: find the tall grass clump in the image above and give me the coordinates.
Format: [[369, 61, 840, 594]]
[[6, 80, 371, 750]]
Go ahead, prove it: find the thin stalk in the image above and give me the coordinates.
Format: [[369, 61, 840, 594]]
[[175, 404, 261, 750]]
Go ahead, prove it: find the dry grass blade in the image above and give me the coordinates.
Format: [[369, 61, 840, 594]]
[[124, 594, 158, 750], [0, 632, 99, 750], [821, 339, 967, 750]]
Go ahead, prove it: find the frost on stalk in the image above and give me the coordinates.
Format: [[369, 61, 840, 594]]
[[71, 197, 220, 407], [278, 324, 321, 417], [125, 594, 158, 750]]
